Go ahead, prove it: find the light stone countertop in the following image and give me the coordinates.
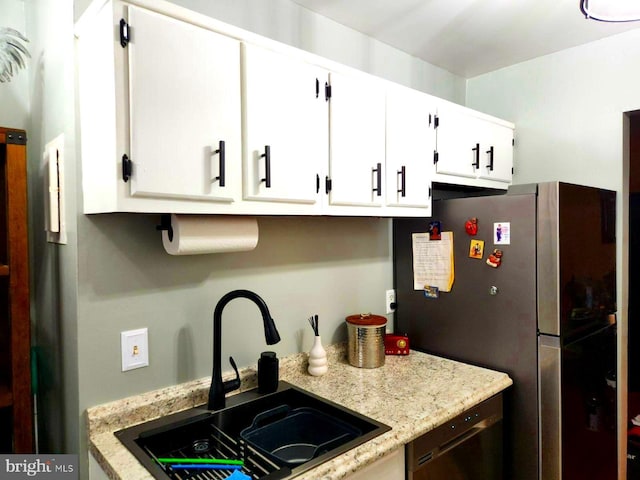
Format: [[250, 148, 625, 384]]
[[87, 344, 512, 480]]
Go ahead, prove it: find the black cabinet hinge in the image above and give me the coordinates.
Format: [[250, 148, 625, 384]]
[[6, 130, 26, 145], [122, 154, 132, 182], [434, 115, 439, 128], [325, 82, 332, 101], [325, 176, 332, 194], [433, 151, 439, 164], [119, 19, 130, 48]]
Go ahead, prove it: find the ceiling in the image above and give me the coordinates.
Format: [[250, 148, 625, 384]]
[[289, 0, 640, 78]]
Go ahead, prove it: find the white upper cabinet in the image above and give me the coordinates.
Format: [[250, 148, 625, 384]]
[[434, 102, 514, 188], [476, 120, 514, 184], [327, 71, 386, 208], [241, 43, 328, 209], [385, 85, 435, 211], [77, 2, 244, 213], [127, 6, 241, 203], [434, 104, 480, 179], [77, 0, 514, 215]]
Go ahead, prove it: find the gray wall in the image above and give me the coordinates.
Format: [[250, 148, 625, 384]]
[[0, 0, 79, 455], [25, 0, 79, 455], [466, 30, 640, 191]]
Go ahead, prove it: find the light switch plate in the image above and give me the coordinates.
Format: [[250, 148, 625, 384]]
[[43, 134, 67, 244], [121, 328, 149, 372]]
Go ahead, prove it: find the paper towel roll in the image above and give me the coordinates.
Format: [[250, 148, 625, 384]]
[[162, 215, 259, 255]]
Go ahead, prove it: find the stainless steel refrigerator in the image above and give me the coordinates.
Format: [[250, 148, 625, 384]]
[[393, 182, 617, 480]]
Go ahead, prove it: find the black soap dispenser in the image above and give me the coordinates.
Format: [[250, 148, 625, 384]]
[[258, 351, 279, 394]]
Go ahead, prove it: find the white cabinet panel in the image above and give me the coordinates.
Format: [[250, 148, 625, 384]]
[[476, 121, 513, 184], [434, 104, 479, 179], [127, 6, 241, 203], [328, 71, 386, 208], [242, 43, 327, 207], [435, 103, 513, 188], [385, 85, 435, 210]]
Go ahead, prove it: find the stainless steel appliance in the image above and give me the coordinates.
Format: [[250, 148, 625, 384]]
[[406, 393, 503, 480], [393, 182, 617, 480]]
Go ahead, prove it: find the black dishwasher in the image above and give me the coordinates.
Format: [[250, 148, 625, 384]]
[[406, 393, 504, 480]]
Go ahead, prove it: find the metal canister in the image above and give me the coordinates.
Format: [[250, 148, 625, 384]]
[[346, 313, 387, 368]]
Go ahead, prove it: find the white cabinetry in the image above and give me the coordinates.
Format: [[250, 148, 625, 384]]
[[127, 6, 242, 203], [476, 120, 513, 183], [77, 0, 513, 217], [78, 2, 243, 213], [327, 71, 386, 209], [385, 84, 435, 214], [434, 102, 514, 189], [242, 43, 327, 211]]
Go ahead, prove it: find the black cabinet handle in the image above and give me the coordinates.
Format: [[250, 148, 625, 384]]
[[397, 166, 406, 197], [325, 176, 332, 194], [316, 174, 320, 193], [260, 145, 271, 188], [486, 146, 494, 171], [315, 78, 319, 98], [372, 163, 382, 197], [214, 140, 225, 187], [472, 143, 480, 169]]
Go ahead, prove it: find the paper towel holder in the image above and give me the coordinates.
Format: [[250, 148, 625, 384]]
[[156, 214, 173, 242]]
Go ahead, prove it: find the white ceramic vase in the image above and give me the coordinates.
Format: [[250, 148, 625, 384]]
[[308, 335, 328, 376]]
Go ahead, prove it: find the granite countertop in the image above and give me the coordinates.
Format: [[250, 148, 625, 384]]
[[87, 344, 512, 480]]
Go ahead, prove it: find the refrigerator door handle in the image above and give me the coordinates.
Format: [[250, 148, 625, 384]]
[[539, 335, 561, 480]]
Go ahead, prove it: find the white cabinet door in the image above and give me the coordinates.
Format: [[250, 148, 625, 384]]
[[385, 86, 435, 210], [344, 448, 405, 480], [127, 6, 241, 203], [328, 71, 386, 208], [434, 105, 479, 179], [242, 44, 328, 206], [436, 104, 513, 187], [476, 120, 513, 184]]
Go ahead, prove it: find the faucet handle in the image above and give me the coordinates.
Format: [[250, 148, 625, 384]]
[[223, 356, 241, 394]]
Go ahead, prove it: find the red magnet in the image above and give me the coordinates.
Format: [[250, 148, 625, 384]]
[[465, 218, 478, 236], [486, 249, 503, 268]]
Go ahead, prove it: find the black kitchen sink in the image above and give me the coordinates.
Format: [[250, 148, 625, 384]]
[[115, 382, 390, 480]]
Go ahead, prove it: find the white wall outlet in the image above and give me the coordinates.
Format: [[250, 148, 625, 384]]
[[385, 289, 396, 314], [121, 328, 149, 372]]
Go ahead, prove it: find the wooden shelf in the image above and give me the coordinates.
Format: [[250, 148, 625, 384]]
[[0, 127, 33, 452]]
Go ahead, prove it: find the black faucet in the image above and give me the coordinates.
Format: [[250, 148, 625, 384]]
[[207, 289, 281, 410]]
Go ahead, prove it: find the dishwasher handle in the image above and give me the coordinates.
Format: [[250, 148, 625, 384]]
[[438, 417, 495, 458], [414, 416, 500, 469]]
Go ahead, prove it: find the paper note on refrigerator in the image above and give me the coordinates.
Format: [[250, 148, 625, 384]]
[[412, 231, 454, 292]]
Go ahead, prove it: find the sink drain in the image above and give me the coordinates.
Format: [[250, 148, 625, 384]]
[[191, 439, 211, 454]]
